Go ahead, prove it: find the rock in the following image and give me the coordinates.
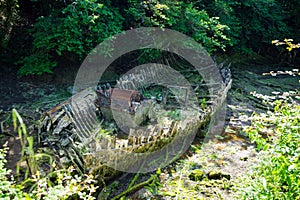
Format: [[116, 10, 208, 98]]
[[207, 170, 230, 180], [188, 169, 206, 181]]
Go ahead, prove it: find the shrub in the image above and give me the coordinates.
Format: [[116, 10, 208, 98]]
[[18, 0, 232, 75], [125, 0, 231, 52], [199, 0, 291, 53], [237, 99, 300, 199], [18, 0, 123, 75], [0, 109, 98, 199], [0, 144, 27, 199]]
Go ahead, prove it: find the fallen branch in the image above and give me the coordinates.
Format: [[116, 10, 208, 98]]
[[111, 175, 156, 200]]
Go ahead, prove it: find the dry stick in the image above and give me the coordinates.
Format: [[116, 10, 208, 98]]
[[111, 175, 156, 200]]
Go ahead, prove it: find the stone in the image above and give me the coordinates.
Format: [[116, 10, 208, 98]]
[[207, 170, 230, 180]]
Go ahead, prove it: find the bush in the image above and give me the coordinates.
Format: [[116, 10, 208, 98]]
[[237, 99, 300, 199], [18, 0, 123, 75], [18, 0, 231, 75], [125, 0, 231, 52], [0, 144, 27, 199], [199, 0, 291, 53], [0, 109, 98, 200], [0, 144, 98, 200]]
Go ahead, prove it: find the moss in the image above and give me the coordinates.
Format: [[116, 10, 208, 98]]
[[188, 169, 206, 181], [207, 170, 231, 180]]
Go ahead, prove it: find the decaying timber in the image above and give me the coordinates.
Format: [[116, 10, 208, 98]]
[[38, 63, 232, 179]]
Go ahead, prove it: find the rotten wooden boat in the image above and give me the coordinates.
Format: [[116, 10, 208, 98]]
[[38, 64, 232, 179]]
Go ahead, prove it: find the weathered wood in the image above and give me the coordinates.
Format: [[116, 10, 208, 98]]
[[38, 64, 232, 179]]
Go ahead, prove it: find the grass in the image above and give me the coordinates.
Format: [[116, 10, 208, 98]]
[[0, 109, 98, 200], [12, 109, 53, 179], [235, 99, 300, 199], [3, 83, 299, 199]]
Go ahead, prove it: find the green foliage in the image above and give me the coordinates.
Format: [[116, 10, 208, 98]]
[[179, 3, 231, 52], [125, 0, 231, 52], [237, 100, 300, 199], [201, 98, 207, 109], [278, 0, 300, 41], [142, 85, 164, 101], [144, 171, 162, 196], [109, 172, 161, 200], [0, 149, 98, 200], [17, 51, 56, 75], [18, 0, 123, 75], [17, 0, 232, 75], [166, 110, 181, 121], [25, 167, 98, 200], [201, 0, 292, 53], [12, 109, 53, 179], [0, 109, 98, 199], [7, 0, 300, 75], [0, 143, 27, 199]]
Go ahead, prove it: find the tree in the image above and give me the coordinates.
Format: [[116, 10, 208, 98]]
[[195, 0, 292, 54], [18, 0, 231, 75], [18, 0, 123, 75]]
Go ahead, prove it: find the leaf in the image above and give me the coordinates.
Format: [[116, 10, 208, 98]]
[[56, 50, 62, 56]]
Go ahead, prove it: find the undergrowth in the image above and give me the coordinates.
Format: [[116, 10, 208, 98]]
[[236, 99, 300, 199], [0, 109, 98, 200]]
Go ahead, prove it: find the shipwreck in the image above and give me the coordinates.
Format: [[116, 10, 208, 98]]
[[38, 63, 232, 179]]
